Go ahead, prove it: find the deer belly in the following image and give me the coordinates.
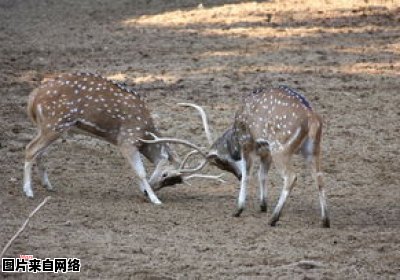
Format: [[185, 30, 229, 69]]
[[75, 119, 119, 143]]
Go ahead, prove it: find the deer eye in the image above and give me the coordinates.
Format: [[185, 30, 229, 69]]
[[162, 172, 168, 178]]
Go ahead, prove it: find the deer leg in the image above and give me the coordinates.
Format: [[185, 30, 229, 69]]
[[309, 153, 330, 228], [258, 154, 272, 212], [36, 153, 54, 191], [24, 130, 61, 198], [121, 146, 161, 205], [269, 155, 297, 226], [233, 151, 252, 217]]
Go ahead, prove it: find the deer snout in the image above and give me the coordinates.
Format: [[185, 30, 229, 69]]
[[152, 170, 184, 191], [208, 157, 242, 181]]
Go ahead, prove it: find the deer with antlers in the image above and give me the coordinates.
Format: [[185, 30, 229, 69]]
[[23, 72, 222, 204], [141, 86, 330, 227]]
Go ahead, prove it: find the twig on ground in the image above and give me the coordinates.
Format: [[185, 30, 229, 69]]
[[0, 196, 51, 259], [270, 260, 325, 271]]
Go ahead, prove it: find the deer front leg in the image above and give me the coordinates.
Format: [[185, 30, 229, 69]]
[[121, 146, 162, 205], [269, 154, 297, 226], [258, 154, 272, 212], [233, 151, 252, 217]]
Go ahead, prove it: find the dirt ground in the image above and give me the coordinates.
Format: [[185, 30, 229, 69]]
[[1, 0, 399, 279]]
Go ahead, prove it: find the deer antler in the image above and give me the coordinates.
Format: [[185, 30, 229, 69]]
[[139, 132, 208, 158], [179, 150, 200, 170], [184, 173, 226, 183], [139, 133, 210, 174], [178, 103, 213, 145], [177, 103, 215, 169]]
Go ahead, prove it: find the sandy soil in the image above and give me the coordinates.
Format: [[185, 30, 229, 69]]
[[0, 0, 399, 279]]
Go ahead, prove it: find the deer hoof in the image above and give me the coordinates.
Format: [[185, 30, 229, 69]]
[[24, 188, 34, 198], [233, 208, 243, 217], [260, 203, 267, 212], [269, 216, 279, 227], [322, 218, 330, 228]]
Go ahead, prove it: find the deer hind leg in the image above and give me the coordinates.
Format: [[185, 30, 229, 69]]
[[233, 149, 253, 217], [36, 153, 54, 191], [120, 145, 161, 205], [269, 154, 297, 226], [24, 130, 61, 197], [302, 139, 330, 228], [258, 154, 272, 212]]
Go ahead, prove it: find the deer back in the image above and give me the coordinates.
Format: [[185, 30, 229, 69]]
[[234, 86, 319, 154]]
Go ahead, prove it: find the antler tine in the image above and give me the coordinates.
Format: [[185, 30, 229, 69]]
[[178, 103, 213, 146], [139, 133, 208, 158], [178, 158, 208, 174], [179, 150, 200, 169], [184, 173, 226, 183]]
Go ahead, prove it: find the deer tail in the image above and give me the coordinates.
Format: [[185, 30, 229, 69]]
[[306, 113, 323, 156], [27, 88, 39, 125]]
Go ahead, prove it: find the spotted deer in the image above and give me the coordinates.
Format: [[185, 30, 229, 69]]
[[142, 86, 330, 227], [23, 72, 219, 204]]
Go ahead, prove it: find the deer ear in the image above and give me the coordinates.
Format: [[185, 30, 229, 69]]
[[206, 150, 218, 160]]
